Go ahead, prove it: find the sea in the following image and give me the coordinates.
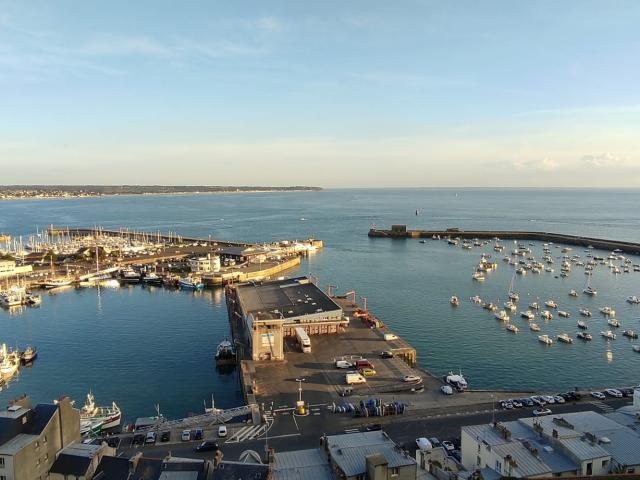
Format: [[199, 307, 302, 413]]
[[1, 188, 639, 421]]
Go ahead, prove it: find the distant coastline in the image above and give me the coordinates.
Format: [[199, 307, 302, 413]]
[[0, 185, 322, 200]]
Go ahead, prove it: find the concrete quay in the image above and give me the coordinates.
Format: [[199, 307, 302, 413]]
[[369, 225, 640, 254]]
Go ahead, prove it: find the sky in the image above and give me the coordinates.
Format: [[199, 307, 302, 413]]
[[0, 0, 639, 187]]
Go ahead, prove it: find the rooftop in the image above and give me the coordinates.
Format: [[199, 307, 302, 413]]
[[236, 277, 342, 321], [0, 403, 59, 454], [49, 453, 93, 476], [273, 448, 333, 480]]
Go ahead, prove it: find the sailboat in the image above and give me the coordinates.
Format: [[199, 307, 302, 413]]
[[508, 273, 519, 301], [583, 275, 597, 296]]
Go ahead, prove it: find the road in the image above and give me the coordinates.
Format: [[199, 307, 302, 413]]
[[116, 396, 632, 462]]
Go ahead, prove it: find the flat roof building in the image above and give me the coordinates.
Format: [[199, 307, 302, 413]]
[[228, 277, 347, 361]]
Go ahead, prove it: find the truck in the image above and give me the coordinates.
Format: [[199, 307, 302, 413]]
[[295, 327, 311, 353], [345, 372, 367, 385], [383, 333, 398, 341]]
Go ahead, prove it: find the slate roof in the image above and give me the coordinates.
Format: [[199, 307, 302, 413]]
[[94, 455, 132, 480], [49, 453, 92, 476], [273, 448, 333, 480]]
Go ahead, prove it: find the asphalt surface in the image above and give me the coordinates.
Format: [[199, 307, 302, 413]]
[[116, 396, 633, 462]]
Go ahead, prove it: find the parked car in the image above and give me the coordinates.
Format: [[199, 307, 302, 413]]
[[511, 399, 523, 408], [195, 440, 219, 452], [542, 395, 555, 404], [335, 360, 353, 369], [416, 437, 433, 450], [194, 428, 203, 440], [533, 408, 552, 416], [440, 385, 453, 395], [429, 437, 441, 447], [218, 425, 227, 438], [605, 388, 623, 398], [553, 395, 565, 404], [145, 432, 156, 444], [530, 396, 545, 406], [402, 375, 421, 383], [620, 388, 634, 397], [160, 431, 170, 442], [181, 430, 191, 441], [522, 398, 534, 407], [355, 359, 375, 370], [359, 367, 377, 377], [442, 440, 455, 452], [380, 351, 394, 359], [590, 391, 606, 400]]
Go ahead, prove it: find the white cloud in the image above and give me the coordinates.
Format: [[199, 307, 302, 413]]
[[580, 152, 629, 168], [513, 157, 559, 171]]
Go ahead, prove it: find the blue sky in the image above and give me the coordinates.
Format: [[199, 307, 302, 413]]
[[1, 0, 639, 186]]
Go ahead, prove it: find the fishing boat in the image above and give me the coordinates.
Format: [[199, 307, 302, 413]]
[[557, 333, 573, 344], [577, 320, 588, 329], [179, 277, 204, 290], [0, 291, 22, 308], [538, 334, 553, 345], [79, 391, 122, 435], [450, 296, 460, 306], [120, 268, 141, 283], [558, 311, 570, 318], [469, 295, 482, 304], [506, 324, 519, 333], [20, 346, 37, 363], [530, 323, 541, 332], [42, 279, 73, 289], [600, 330, 616, 340], [579, 307, 592, 317], [607, 318, 620, 328], [520, 311, 535, 320], [599, 306, 615, 316], [0, 345, 20, 378], [577, 332, 592, 341], [143, 272, 163, 285], [541, 310, 553, 320], [215, 339, 237, 365], [623, 330, 638, 339]]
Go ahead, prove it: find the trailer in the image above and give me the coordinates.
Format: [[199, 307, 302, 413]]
[[295, 327, 311, 353]]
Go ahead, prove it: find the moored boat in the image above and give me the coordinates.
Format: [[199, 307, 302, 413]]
[[179, 277, 204, 290], [520, 310, 535, 320], [538, 334, 553, 345], [599, 306, 615, 316], [577, 320, 588, 329], [600, 330, 616, 340], [558, 310, 570, 318], [215, 338, 237, 365], [579, 307, 592, 317], [530, 323, 541, 332], [577, 332, 592, 341], [506, 324, 519, 333], [626, 296, 640, 304], [607, 318, 620, 328], [541, 310, 553, 320], [622, 330, 638, 339], [80, 391, 121, 435], [450, 296, 459, 306], [20, 346, 37, 363], [557, 333, 573, 344]]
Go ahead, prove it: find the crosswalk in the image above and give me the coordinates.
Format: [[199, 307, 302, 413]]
[[226, 413, 275, 443], [590, 401, 614, 413]]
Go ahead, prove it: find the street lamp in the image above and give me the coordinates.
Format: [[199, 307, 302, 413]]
[[295, 378, 306, 415]]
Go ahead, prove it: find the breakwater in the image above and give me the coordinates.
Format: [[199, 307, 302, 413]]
[[368, 226, 640, 254]]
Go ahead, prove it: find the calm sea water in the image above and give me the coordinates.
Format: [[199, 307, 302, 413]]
[[1, 189, 639, 419]]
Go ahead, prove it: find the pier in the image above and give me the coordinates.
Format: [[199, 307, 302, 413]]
[[369, 225, 640, 254]]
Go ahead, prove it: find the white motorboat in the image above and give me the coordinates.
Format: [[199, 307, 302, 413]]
[[494, 310, 510, 321], [469, 295, 482, 304], [504, 301, 517, 312], [599, 306, 615, 316], [538, 334, 553, 345], [569, 289, 578, 297], [506, 324, 519, 333], [445, 372, 468, 390], [607, 318, 620, 328], [450, 296, 460, 306], [577, 320, 588, 329], [516, 267, 526, 275], [0, 291, 23, 308], [600, 330, 616, 340], [472, 272, 485, 282], [520, 311, 535, 320], [541, 310, 553, 320], [545, 300, 558, 309], [626, 296, 640, 304], [577, 332, 592, 341], [529, 302, 540, 310], [579, 307, 592, 317], [483, 302, 497, 312], [558, 311, 570, 318], [530, 323, 541, 332], [583, 285, 597, 296], [557, 333, 573, 344], [622, 330, 638, 339], [633, 345, 640, 353]]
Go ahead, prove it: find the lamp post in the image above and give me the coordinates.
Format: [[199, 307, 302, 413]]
[[295, 378, 306, 415]]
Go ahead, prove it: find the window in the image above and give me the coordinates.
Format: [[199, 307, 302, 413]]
[[0, 457, 4, 468], [495, 460, 502, 473], [602, 460, 609, 468], [477, 456, 482, 467], [43, 435, 47, 444], [35, 440, 39, 449], [1, 475, 7, 480], [391, 466, 399, 476]]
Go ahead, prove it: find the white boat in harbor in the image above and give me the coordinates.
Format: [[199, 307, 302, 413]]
[[633, 345, 640, 353], [626, 296, 640, 304], [530, 323, 541, 332], [557, 333, 573, 344], [569, 289, 578, 297], [483, 302, 497, 311], [558, 311, 570, 318], [583, 278, 597, 296], [538, 334, 553, 345], [469, 295, 482, 304], [494, 310, 510, 321], [520, 311, 535, 320], [577, 320, 588, 329], [577, 332, 592, 341], [42, 279, 73, 289], [0, 291, 23, 308], [599, 306, 615, 316], [545, 300, 558, 309], [607, 318, 620, 328], [506, 324, 519, 333], [504, 301, 517, 312], [79, 391, 121, 436], [450, 296, 459, 306], [541, 310, 553, 320], [623, 330, 638, 339], [579, 307, 592, 317], [601, 330, 616, 340], [0, 344, 20, 378], [529, 302, 540, 310], [445, 372, 468, 390], [472, 272, 485, 282]]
